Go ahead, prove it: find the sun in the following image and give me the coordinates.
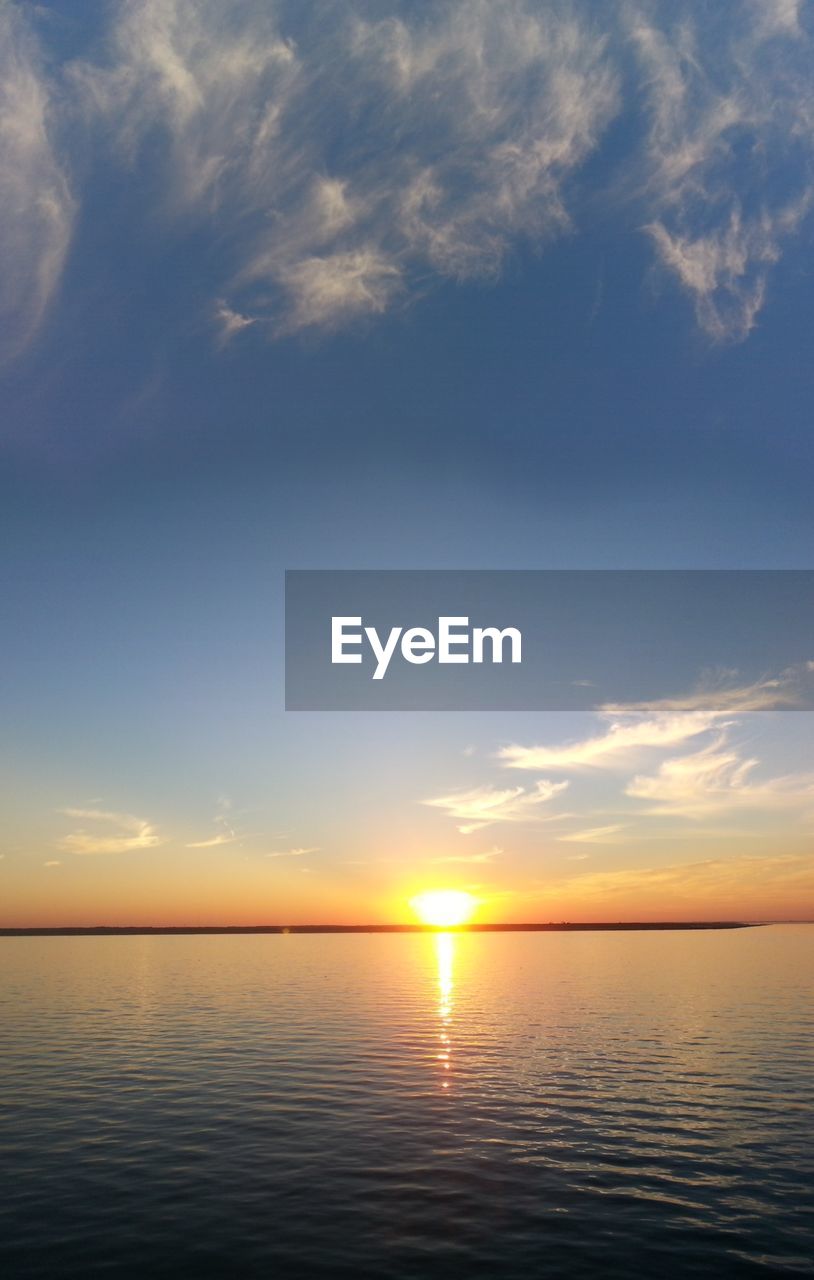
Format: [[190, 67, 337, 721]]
[[410, 889, 477, 928]]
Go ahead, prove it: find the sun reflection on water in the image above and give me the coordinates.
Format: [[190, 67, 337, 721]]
[[436, 932, 454, 1090]]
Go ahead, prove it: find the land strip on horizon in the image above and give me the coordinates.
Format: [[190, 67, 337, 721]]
[[0, 922, 758, 937]]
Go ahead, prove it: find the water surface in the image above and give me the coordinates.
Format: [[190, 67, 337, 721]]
[[1, 927, 812, 1277]]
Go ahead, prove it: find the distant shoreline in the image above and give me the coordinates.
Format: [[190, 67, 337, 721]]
[[0, 922, 757, 937]]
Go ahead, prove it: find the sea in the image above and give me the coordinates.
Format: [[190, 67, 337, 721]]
[[1, 926, 812, 1278]]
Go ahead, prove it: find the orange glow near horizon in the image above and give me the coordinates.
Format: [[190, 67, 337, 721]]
[[3, 836, 814, 928]]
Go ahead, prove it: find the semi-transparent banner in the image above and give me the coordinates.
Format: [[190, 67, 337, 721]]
[[285, 570, 814, 711]]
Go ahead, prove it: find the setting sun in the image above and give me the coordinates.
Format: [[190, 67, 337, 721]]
[[410, 890, 477, 928]]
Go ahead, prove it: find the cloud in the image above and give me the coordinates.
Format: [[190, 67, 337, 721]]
[[187, 795, 241, 848], [274, 249, 402, 331], [58, 808, 161, 856], [543, 850, 814, 909], [500, 711, 717, 771], [214, 300, 255, 345], [559, 824, 627, 844], [599, 673, 806, 718], [0, 3, 75, 363], [186, 833, 240, 849], [432, 845, 503, 864], [626, 734, 814, 819], [628, 1, 814, 340], [495, 664, 814, 835], [44, 860, 61, 868], [424, 780, 568, 834], [265, 846, 319, 858], [0, 1, 809, 361], [499, 670, 807, 772], [69, 0, 619, 336], [69, 0, 299, 198], [644, 207, 807, 343]]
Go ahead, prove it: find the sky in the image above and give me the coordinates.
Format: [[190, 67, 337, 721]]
[[2, 0, 814, 926]]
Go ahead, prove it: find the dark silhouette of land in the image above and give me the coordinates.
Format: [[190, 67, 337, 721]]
[[0, 921, 756, 937]]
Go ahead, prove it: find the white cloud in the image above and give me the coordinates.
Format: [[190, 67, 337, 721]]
[[628, 1, 814, 340], [58, 807, 161, 856], [44, 860, 61, 868], [543, 851, 814, 908], [274, 249, 402, 332], [424, 780, 568, 834], [645, 202, 811, 343], [599, 675, 804, 718], [186, 833, 240, 849], [1, 1, 810, 358], [491, 661, 814, 844], [500, 711, 717, 771], [214, 300, 255, 345], [432, 845, 503, 864], [69, 0, 619, 335], [265, 846, 319, 858], [70, 0, 298, 203], [626, 734, 814, 819], [0, 3, 74, 363], [500, 671, 806, 772], [485, 664, 814, 837], [559, 824, 627, 844], [750, 0, 804, 38], [187, 795, 242, 848]]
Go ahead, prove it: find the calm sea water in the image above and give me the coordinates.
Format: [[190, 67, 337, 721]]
[[1, 927, 812, 1278]]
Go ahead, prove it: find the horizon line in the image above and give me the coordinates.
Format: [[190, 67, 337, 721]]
[[0, 921, 769, 938]]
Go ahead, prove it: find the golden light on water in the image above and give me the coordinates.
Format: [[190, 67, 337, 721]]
[[436, 932, 454, 1090], [410, 889, 477, 928]]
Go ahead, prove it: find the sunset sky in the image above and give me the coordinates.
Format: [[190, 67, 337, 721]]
[[2, 0, 814, 926]]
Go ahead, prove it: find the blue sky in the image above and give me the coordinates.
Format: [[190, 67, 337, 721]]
[[2, 0, 814, 924]]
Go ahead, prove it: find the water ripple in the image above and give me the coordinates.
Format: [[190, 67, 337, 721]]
[[1, 927, 812, 1278]]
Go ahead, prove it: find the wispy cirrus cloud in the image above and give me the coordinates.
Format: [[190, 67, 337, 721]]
[[186, 833, 240, 849], [214, 300, 255, 345], [0, 2, 75, 364], [186, 796, 242, 848], [69, 0, 619, 336], [491, 665, 814, 836], [626, 734, 814, 819], [265, 846, 319, 859], [424, 780, 568, 834], [73, 0, 814, 344], [542, 850, 814, 909], [628, 0, 814, 340], [432, 845, 503, 864], [500, 711, 718, 772], [499, 670, 807, 772], [58, 808, 161, 856], [4, 1, 813, 361], [558, 824, 627, 844]]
